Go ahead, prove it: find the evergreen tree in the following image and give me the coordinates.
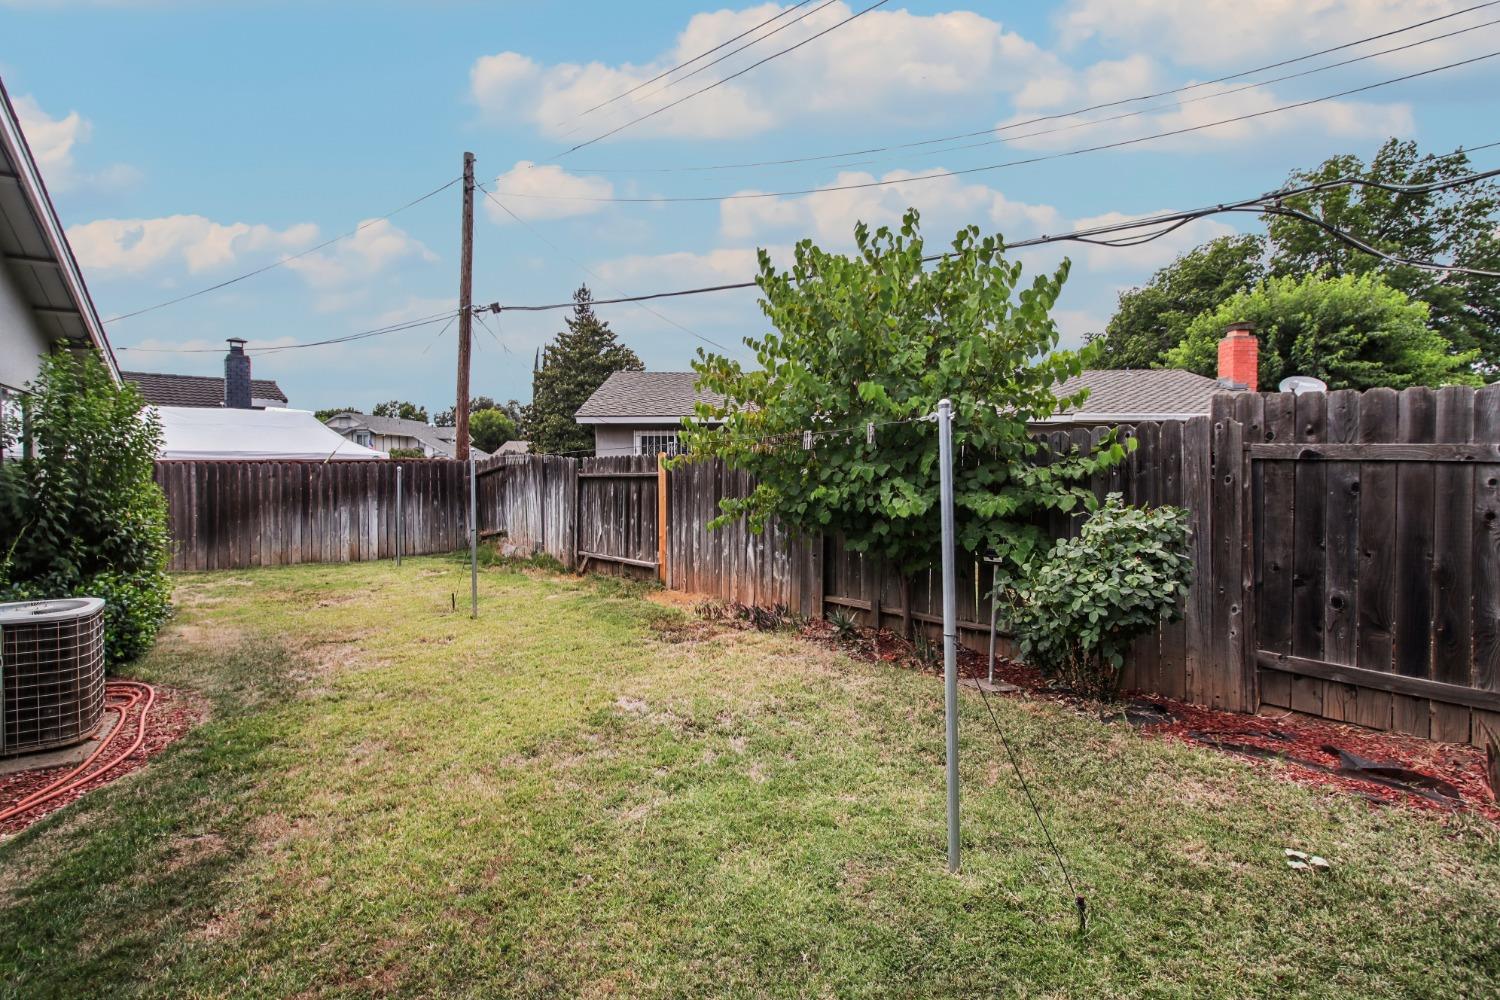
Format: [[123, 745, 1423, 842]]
[[528, 286, 642, 455]]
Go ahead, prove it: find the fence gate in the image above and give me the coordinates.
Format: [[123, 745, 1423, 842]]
[[1249, 386, 1500, 745], [575, 456, 662, 576]]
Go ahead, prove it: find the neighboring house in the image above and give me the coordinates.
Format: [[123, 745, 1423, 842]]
[[0, 76, 118, 456], [323, 411, 489, 460], [124, 339, 289, 410], [495, 439, 530, 456], [571, 331, 1260, 452], [1035, 324, 1260, 425], [157, 406, 384, 461], [574, 371, 726, 457]]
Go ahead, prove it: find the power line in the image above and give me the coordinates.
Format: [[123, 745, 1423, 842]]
[[555, 0, 822, 131], [480, 161, 1500, 314], [101, 177, 462, 324], [543, 0, 893, 162], [801, 15, 1500, 177], [115, 309, 461, 354], [476, 182, 733, 351], [495, 50, 1500, 204], [564, 1, 1500, 176]]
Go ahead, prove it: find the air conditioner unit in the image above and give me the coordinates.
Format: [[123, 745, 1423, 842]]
[[0, 598, 106, 757]]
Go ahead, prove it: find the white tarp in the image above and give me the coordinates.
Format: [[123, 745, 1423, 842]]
[[154, 406, 387, 461]]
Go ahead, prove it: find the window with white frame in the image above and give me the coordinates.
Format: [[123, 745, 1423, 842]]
[[634, 430, 680, 456], [355, 430, 373, 447]]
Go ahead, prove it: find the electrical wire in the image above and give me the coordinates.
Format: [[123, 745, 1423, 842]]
[[555, 0, 824, 132], [477, 182, 734, 352], [496, 50, 1500, 204], [101, 177, 463, 324], [116, 309, 462, 354], [480, 162, 1500, 314], [543, 0, 893, 162], [565, 2, 1500, 175]]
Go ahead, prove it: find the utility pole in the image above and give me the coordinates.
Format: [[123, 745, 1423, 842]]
[[455, 151, 475, 462]]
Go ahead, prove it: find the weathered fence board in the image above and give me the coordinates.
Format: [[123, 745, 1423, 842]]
[[154, 459, 470, 570]]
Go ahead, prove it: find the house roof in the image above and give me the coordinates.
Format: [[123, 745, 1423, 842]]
[[326, 412, 489, 459], [123, 371, 288, 408], [155, 407, 384, 461], [1040, 368, 1227, 423], [575, 371, 725, 424], [0, 77, 118, 381]]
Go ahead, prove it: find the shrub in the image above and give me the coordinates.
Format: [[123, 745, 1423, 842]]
[[1001, 494, 1191, 699], [388, 447, 425, 459], [0, 353, 171, 665]]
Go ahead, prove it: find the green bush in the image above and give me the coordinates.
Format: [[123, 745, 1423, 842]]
[[1001, 494, 1191, 699], [388, 447, 425, 459], [0, 353, 171, 665]]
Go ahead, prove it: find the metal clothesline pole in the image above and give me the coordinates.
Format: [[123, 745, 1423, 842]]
[[395, 465, 404, 567], [937, 397, 960, 873]]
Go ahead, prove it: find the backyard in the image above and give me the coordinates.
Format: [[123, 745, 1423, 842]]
[[1, 556, 1497, 999]]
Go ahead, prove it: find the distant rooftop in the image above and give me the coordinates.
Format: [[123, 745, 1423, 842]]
[[124, 371, 287, 408], [575, 370, 726, 423], [1040, 368, 1226, 423]]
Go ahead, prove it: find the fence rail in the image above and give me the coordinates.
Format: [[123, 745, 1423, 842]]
[[152, 385, 1500, 746]]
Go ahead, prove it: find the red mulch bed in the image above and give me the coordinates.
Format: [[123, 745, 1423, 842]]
[[0, 681, 201, 836], [800, 620, 1499, 822]]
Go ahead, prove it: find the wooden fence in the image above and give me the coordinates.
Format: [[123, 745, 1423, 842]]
[[153, 459, 470, 570], [152, 385, 1500, 746]]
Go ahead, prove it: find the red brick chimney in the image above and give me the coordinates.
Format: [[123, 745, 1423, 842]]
[[1217, 322, 1259, 392]]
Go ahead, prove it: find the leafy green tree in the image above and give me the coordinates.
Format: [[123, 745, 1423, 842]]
[[1089, 235, 1265, 368], [372, 400, 428, 422], [434, 397, 527, 431], [1165, 272, 1479, 391], [529, 286, 642, 455], [1265, 139, 1500, 367], [681, 210, 1128, 594], [469, 408, 518, 453], [0, 354, 171, 664], [315, 405, 363, 422]]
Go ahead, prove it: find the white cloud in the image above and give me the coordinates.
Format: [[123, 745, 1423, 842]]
[[720, 169, 1063, 247], [1058, 0, 1496, 69], [470, 3, 1062, 141], [485, 161, 615, 222], [997, 80, 1415, 154], [67, 215, 320, 275], [12, 93, 140, 193], [283, 219, 435, 290]]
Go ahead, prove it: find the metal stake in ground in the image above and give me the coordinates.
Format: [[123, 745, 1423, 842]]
[[937, 397, 960, 873], [469, 455, 478, 619]]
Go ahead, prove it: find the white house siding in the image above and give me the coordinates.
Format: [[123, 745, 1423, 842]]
[[0, 259, 49, 394], [593, 425, 637, 457]]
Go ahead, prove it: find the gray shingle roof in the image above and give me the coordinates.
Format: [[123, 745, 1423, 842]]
[[326, 412, 488, 459], [124, 371, 287, 407], [1048, 368, 1225, 420], [575, 371, 725, 419]]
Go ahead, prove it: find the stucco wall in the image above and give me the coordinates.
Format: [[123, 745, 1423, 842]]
[[0, 261, 49, 393]]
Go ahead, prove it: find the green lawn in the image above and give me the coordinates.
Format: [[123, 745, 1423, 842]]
[[1, 557, 1496, 999]]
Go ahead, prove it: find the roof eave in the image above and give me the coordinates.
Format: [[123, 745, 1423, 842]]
[[0, 77, 119, 383]]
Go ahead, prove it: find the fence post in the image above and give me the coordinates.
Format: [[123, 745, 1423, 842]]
[[657, 452, 669, 585], [937, 398, 960, 874], [395, 465, 403, 566]]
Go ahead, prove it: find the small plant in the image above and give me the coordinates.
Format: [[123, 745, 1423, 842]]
[[911, 630, 941, 669], [1000, 494, 1191, 700], [825, 608, 859, 644], [694, 599, 729, 622]]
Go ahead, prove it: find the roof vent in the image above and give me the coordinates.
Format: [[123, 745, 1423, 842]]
[[0, 598, 107, 757]]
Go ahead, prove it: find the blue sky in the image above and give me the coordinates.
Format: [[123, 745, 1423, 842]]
[[4, 1, 1497, 414]]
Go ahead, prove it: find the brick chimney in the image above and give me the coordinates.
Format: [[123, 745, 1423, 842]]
[[1217, 322, 1259, 392], [224, 338, 252, 408]]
